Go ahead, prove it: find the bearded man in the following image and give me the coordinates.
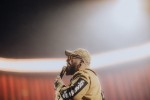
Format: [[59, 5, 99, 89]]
[[54, 48, 104, 100]]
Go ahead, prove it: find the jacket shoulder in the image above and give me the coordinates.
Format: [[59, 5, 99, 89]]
[[71, 70, 90, 81]]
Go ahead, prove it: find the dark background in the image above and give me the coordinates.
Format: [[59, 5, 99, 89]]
[[1, 0, 150, 58]]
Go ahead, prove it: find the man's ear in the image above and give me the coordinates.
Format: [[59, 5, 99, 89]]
[[77, 65, 80, 71], [77, 59, 83, 69], [80, 59, 84, 63]]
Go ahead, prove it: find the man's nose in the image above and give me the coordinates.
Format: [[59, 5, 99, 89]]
[[67, 59, 71, 65], [66, 58, 69, 62]]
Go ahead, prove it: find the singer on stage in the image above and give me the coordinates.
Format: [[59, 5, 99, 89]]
[[54, 48, 104, 100]]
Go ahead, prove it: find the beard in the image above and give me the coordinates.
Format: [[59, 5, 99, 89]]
[[65, 62, 78, 75]]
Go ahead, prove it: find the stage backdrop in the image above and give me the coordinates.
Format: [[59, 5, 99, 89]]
[[0, 60, 150, 100]]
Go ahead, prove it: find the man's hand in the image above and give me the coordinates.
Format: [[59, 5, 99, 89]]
[[54, 76, 64, 90]]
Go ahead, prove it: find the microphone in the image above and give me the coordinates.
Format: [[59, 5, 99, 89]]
[[59, 66, 67, 79]]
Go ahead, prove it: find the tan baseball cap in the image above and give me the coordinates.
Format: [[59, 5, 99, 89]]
[[65, 48, 91, 65]]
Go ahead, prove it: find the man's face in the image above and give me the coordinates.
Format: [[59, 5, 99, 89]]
[[65, 55, 82, 75], [66, 55, 81, 67]]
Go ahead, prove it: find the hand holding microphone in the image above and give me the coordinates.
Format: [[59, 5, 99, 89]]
[[54, 66, 67, 90]]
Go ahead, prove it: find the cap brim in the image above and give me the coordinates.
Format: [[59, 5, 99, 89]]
[[65, 50, 75, 56]]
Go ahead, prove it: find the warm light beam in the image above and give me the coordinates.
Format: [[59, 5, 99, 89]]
[[0, 42, 150, 72]]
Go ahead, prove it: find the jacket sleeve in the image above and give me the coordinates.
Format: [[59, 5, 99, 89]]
[[59, 71, 90, 100]]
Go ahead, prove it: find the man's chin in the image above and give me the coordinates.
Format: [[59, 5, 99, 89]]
[[65, 65, 77, 75]]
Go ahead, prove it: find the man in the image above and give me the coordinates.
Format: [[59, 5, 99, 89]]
[[54, 48, 103, 100]]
